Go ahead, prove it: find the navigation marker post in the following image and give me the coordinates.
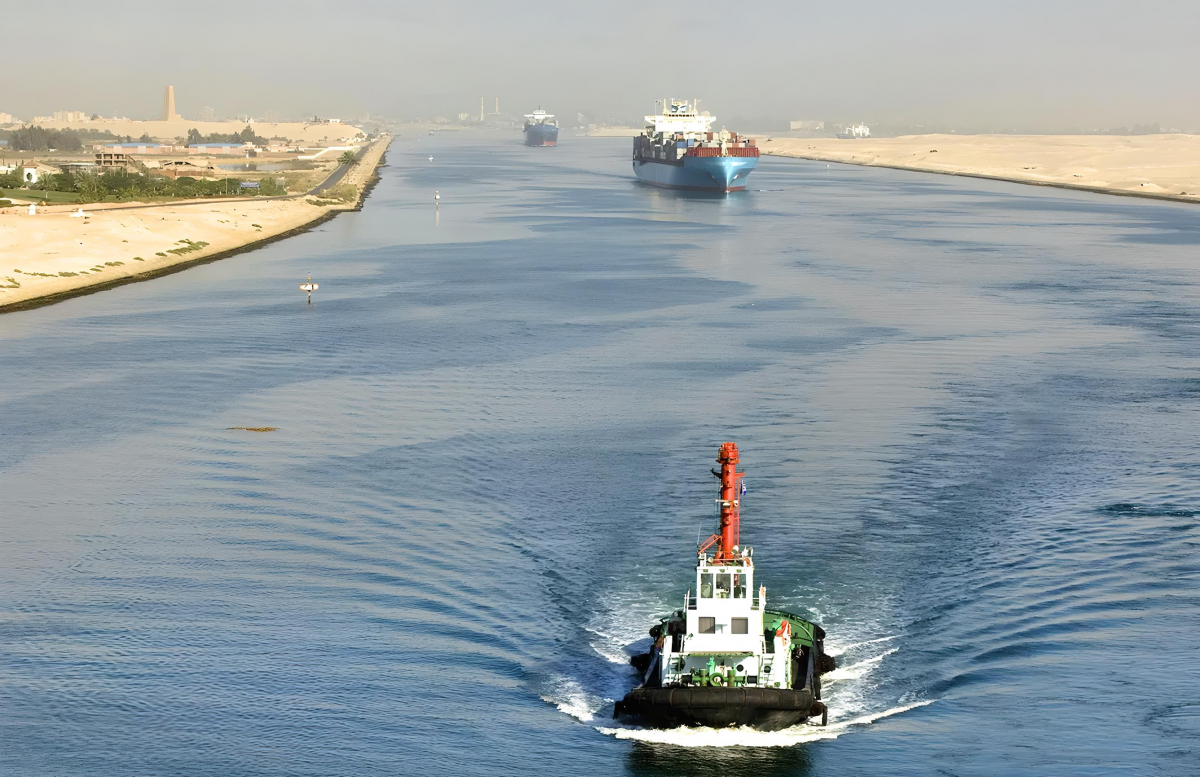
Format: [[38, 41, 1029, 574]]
[[300, 273, 318, 304]]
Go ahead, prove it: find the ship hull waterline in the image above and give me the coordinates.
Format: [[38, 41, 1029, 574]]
[[632, 155, 758, 193], [524, 124, 559, 147], [615, 686, 823, 731]]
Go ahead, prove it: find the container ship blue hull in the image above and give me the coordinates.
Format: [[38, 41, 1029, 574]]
[[524, 123, 559, 147], [632, 155, 758, 193]]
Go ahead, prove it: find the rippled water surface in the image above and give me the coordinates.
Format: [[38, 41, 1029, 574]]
[[2, 135, 1199, 776]]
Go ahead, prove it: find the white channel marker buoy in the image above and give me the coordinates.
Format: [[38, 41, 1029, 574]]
[[300, 272, 318, 304]]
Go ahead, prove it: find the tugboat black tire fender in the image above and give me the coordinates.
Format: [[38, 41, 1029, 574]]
[[617, 686, 819, 730]]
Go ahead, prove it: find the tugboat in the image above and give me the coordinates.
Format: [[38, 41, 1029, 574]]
[[613, 443, 836, 730], [523, 109, 559, 146]]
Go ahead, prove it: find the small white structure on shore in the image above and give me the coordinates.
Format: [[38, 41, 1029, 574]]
[[300, 273, 318, 304], [837, 123, 871, 139], [27, 203, 36, 216]]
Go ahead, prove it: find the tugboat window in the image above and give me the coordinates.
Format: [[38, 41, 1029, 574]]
[[700, 573, 714, 598], [699, 617, 716, 634], [733, 573, 746, 598], [732, 617, 749, 634], [716, 574, 731, 598]]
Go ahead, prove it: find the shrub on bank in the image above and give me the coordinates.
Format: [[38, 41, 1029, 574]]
[[325, 184, 358, 203], [2, 168, 289, 203]]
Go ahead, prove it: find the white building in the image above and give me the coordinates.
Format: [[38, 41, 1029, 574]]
[[789, 120, 825, 131]]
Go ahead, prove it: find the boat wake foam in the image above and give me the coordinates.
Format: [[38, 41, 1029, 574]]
[[584, 624, 642, 666], [539, 675, 609, 723], [822, 646, 899, 686], [595, 699, 935, 746], [826, 634, 901, 657]]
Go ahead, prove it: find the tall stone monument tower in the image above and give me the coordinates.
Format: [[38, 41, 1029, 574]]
[[162, 85, 182, 122]]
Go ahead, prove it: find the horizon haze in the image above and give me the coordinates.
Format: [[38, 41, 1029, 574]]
[[3, 0, 1199, 131]]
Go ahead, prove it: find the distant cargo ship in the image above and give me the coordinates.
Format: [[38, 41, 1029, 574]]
[[524, 109, 559, 147], [632, 99, 759, 193]]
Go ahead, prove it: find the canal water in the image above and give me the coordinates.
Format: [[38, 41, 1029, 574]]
[[2, 134, 1198, 776]]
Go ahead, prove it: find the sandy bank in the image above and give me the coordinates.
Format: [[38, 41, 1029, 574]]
[[0, 136, 390, 313], [761, 134, 1200, 203]]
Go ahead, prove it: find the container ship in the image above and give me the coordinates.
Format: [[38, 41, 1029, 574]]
[[523, 109, 559, 147], [613, 443, 835, 730], [632, 100, 759, 192]]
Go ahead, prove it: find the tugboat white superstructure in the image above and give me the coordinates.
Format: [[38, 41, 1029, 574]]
[[614, 443, 835, 730]]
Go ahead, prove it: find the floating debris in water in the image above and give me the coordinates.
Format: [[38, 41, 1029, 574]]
[[227, 427, 278, 433]]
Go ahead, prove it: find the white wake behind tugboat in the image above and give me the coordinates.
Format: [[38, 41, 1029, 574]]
[[614, 443, 835, 730]]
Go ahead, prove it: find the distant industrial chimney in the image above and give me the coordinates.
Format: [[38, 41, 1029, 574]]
[[494, 97, 499, 114], [162, 85, 182, 122], [479, 97, 484, 123]]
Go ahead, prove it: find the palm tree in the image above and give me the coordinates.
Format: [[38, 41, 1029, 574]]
[[338, 150, 357, 166]]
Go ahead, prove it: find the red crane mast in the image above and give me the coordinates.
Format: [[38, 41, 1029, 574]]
[[699, 442, 746, 562]]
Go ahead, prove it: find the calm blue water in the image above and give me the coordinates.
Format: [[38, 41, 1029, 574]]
[[2, 134, 1198, 776]]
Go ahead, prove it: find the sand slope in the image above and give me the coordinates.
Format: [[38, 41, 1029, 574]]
[[761, 134, 1200, 201], [0, 137, 389, 311]]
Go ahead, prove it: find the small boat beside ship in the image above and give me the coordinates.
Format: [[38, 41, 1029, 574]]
[[613, 443, 835, 731], [632, 99, 759, 192], [523, 109, 559, 147]]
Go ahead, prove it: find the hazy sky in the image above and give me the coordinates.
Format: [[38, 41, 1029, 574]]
[[6, 0, 1200, 129]]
